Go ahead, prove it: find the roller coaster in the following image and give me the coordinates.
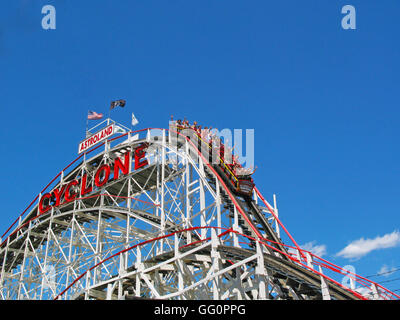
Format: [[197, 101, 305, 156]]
[[0, 118, 398, 300]]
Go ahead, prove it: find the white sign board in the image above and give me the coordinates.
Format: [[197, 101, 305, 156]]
[[78, 124, 115, 154]]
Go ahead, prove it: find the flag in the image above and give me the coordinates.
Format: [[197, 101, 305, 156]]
[[132, 112, 139, 126], [110, 99, 126, 110], [114, 125, 126, 134], [88, 110, 103, 120]]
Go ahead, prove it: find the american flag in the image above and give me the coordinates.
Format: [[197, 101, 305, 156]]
[[87, 110, 103, 120]]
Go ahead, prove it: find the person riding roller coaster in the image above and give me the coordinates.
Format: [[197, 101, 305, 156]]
[[179, 119, 255, 196]]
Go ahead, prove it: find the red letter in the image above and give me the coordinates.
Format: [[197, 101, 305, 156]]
[[65, 180, 79, 202], [114, 152, 130, 180], [95, 164, 110, 187], [52, 185, 66, 207], [39, 193, 52, 214], [134, 145, 148, 170], [81, 173, 93, 196]]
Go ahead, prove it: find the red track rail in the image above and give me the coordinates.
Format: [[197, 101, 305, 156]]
[[54, 226, 234, 300], [54, 227, 366, 300]]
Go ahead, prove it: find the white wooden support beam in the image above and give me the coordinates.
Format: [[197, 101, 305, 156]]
[[318, 265, 331, 300], [211, 228, 221, 300], [371, 283, 380, 300]]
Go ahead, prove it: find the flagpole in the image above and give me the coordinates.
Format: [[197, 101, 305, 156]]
[[86, 110, 89, 137], [108, 99, 125, 125]]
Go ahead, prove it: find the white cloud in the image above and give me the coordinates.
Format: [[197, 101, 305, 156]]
[[301, 241, 327, 257], [288, 241, 327, 258], [336, 230, 400, 260], [377, 264, 397, 277]]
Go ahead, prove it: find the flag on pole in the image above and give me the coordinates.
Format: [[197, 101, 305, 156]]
[[110, 99, 126, 110], [114, 125, 126, 134], [132, 112, 139, 126], [87, 110, 103, 120]]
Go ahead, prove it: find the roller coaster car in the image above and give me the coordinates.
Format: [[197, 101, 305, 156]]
[[214, 163, 255, 197], [236, 176, 255, 197]]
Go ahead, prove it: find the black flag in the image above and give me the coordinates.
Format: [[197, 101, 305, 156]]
[[110, 99, 126, 110]]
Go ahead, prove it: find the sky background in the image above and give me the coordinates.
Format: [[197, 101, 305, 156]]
[[0, 0, 400, 294]]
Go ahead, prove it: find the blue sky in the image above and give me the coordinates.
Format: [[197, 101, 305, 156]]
[[1, 1, 400, 293]]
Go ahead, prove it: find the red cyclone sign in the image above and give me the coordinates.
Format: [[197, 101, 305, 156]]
[[39, 145, 148, 215]]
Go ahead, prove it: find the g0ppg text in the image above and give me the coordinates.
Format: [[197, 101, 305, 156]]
[[198, 304, 245, 315]]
